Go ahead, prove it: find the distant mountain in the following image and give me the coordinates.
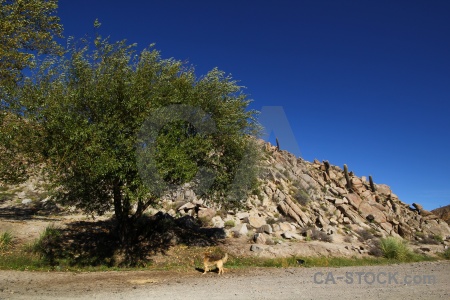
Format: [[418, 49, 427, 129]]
[[432, 205, 450, 225]]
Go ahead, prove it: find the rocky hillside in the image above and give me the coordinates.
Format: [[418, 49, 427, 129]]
[[2, 140, 449, 258], [153, 140, 450, 256], [432, 205, 450, 225]]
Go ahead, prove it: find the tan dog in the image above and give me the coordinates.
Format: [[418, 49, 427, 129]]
[[203, 252, 228, 275]]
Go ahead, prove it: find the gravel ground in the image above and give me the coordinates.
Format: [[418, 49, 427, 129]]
[[0, 261, 449, 300]]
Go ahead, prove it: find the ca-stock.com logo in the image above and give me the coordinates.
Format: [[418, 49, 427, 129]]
[[313, 271, 437, 285]]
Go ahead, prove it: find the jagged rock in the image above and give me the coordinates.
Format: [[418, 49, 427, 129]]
[[358, 202, 386, 223], [178, 202, 196, 211], [253, 233, 267, 244], [376, 184, 391, 196], [360, 190, 374, 201], [344, 193, 362, 210], [329, 217, 338, 226], [231, 224, 248, 236], [281, 231, 303, 240], [264, 186, 273, 196], [211, 216, 224, 228], [277, 201, 301, 224], [421, 210, 435, 218], [192, 198, 204, 205], [335, 198, 347, 205], [337, 204, 366, 225], [325, 196, 337, 202], [274, 189, 286, 202], [379, 222, 393, 234], [236, 212, 250, 219], [248, 216, 266, 228], [412, 203, 423, 213], [334, 187, 347, 196], [272, 223, 281, 232], [421, 219, 450, 237], [257, 224, 273, 234], [317, 215, 329, 227], [279, 222, 295, 232], [351, 177, 365, 193], [284, 197, 311, 225], [398, 224, 413, 239], [198, 208, 216, 221], [250, 244, 263, 252], [21, 199, 32, 205], [184, 189, 195, 199], [432, 205, 450, 225]]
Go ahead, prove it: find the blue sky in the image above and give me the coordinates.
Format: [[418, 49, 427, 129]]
[[57, 0, 450, 210]]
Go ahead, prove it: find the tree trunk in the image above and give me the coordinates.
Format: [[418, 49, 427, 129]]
[[113, 179, 131, 245]]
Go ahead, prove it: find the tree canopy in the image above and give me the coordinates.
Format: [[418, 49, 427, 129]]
[[13, 35, 261, 243], [0, 0, 63, 183], [0, 0, 63, 84]]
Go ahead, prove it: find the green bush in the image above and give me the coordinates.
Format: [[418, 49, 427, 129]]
[[266, 218, 276, 225], [0, 232, 13, 251], [224, 220, 235, 228], [32, 226, 62, 265], [379, 237, 413, 260], [433, 235, 444, 243], [441, 248, 450, 260]]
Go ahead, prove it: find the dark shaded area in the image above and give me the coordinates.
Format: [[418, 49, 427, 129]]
[[0, 201, 62, 221], [42, 212, 226, 267], [195, 266, 220, 274]]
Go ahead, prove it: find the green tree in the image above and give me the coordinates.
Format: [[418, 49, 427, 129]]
[[1, 0, 62, 184], [0, 0, 63, 84], [17, 36, 261, 245]]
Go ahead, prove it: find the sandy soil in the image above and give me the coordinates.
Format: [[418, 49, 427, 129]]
[[0, 261, 449, 300]]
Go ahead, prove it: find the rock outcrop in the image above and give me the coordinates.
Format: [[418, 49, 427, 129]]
[[432, 205, 450, 225], [153, 140, 450, 256]]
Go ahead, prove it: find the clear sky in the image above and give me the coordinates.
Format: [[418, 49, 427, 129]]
[[57, 0, 450, 211]]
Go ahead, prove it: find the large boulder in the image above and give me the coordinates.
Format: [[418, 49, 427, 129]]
[[257, 224, 273, 234], [248, 216, 266, 228], [198, 207, 216, 221], [231, 224, 248, 236]]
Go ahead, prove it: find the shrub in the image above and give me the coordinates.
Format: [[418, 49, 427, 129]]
[[32, 225, 62, 265], [415, 231, 424, 237], [224, 220, 235, 228], [356, 229, 374, 242], [293, 188, 310, 206], [0, 231, 13, 251], [266, 218, 276, 225], [441, 248, 450, 260], [433, 235, 444, 243], [309, 228, 333, 243], [378, 237, 413, 260], [420, 235, 440, 245]]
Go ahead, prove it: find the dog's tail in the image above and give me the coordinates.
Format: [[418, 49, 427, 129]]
[[222, 253, 228, 264]]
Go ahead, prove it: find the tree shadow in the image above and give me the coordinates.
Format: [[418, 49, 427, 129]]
[[0, 204, 62, 221], [46, 212, 226, 267]]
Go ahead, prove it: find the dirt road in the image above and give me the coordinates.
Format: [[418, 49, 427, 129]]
[[0, 261, 449, 299]]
